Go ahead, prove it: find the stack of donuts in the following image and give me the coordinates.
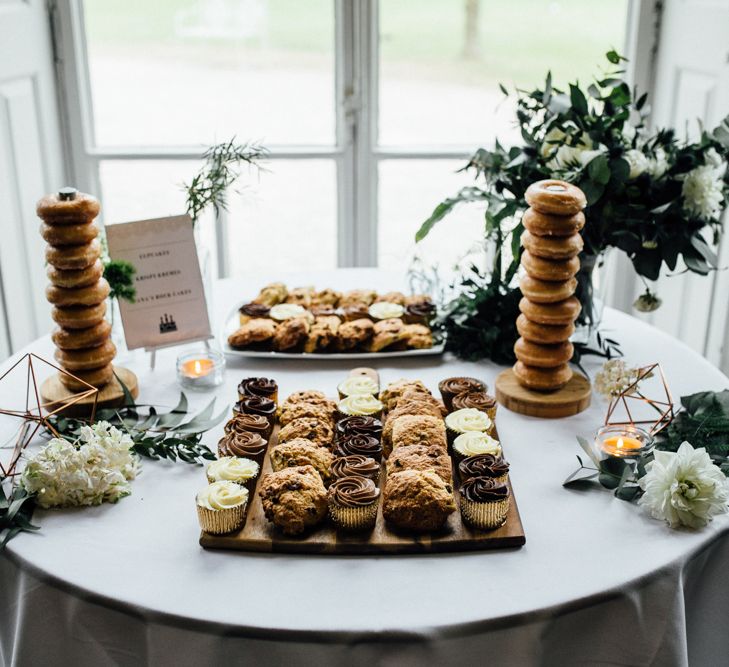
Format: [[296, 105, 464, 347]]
[[38, 188, 115, 391], [513, 180, 586, 392]]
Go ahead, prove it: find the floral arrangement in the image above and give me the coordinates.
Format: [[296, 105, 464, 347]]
[[594, 359, 650, 398], [21, 422, 139, 508], [416, 51, 729, 362]]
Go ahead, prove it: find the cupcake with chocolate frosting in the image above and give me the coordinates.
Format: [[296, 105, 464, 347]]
[[234, 396, 276, 423], [459, 477, 509, 530], [438, 377, 487, 412], [328, 476, 380, 530], [336, 415, 383, 442], [458, 454, 509, 484], [452, 391, 498, 422], [218, 431, 268, 465], [238, 302, 271, 322], [224, 413, 272, 440], [403, 301, 436, 325], [331, 455, 380, 483], [238, 377, 278, 404], [334, 434, 383, 462]]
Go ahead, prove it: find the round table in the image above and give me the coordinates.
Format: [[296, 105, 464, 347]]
[[2, 270, 728, 667]]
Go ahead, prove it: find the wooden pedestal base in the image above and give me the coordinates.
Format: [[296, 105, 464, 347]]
[[40, 366, 139, 418], [495, 368, 591, 419]]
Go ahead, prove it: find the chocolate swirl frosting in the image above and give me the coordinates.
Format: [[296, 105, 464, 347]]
[[405, 302, 436, 321], [239, 302, 271, 318], [328, 476, 380, 507], [336, 416, 383, 442], [439, 377, 487, 398], [452, 391, 497, 412], [234, 396, 276, 419], [238, 377, 278, 400], [331, 455, 380, 480], [218, 431, 268, 460], [224, 413, 270, 437], [334, 435, 383, 461], [459, 477, 509, 502], [459, 454, 509, 481]]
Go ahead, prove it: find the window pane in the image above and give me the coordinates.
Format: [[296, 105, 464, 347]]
[[378, 160, 488, 273], [227, 159, 337, 274], [379, 0, 630, 146], [83, 0, 335, 146], [99, 160, 197, 223]]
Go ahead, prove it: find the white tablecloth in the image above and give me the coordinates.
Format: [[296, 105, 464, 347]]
[[2, 269, 728, 667]]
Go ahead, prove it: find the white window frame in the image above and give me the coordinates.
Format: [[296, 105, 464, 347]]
[[51, 0, 646, 278]]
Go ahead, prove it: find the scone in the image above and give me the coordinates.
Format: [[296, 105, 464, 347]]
[[366, 318, 407, 352], [278, 417, 335, 448], [383, 469, 456, 532], [390, 415, 447, 454], [273, 316, 310, 351], [386, 444, 453, 483], [379, 379, 431, 412], [373, 291, 407, 305], [336, 318, 374, 351], [304, 315, 341, 353], [339, 289, 377, 307], [270, 438, 334, 485], [281, 390, 334, 411], [279, 401, 337, 426], [252, 282, 288, 306], [258, 465, 328, 535], [311, 288, 341, 307], [285, 286, 315, 307], [382, 398, 445, 452], [227, 318, 277, 349], [402, 324, 433, 350]]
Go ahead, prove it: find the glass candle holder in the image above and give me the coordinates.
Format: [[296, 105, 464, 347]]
[[176, 349, 225, 390], [595, 424, 653, 459]]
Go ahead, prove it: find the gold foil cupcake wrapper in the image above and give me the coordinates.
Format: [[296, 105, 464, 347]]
[[196, 501, 247, 535], [460, 496, 509, 530], [329, 499, 379, 531], [486, 406, 497, 423]]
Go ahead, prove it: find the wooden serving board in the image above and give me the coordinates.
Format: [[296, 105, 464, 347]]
[[200, 372, 526, 555]]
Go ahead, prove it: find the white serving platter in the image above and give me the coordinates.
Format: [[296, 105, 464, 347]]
[[220, 304, 445, 360]]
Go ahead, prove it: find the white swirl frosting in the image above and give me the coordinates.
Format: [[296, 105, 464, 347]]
[[269, 303, 307, 321], [196, 480, 248, 510], [338, 394, 384, 416], [445, 407, 492, 434], [338, 375, 379, 397], [207, 456, 259, 483], [453, 432, 502, 458], [368, 301, 404, 320]]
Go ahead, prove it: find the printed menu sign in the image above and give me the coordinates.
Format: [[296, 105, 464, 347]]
[[105, 215, 212, 350]]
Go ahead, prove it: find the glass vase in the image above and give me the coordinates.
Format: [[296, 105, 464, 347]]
[[572, 250, 609, 345]]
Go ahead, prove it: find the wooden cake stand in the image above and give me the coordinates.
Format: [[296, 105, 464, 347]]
[[41, 366, 139, 417], [495, 368, 591, 419]]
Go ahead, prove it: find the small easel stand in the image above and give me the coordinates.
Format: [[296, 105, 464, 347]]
[[148, 336, 214, 370], [495, 180, 592, 419]]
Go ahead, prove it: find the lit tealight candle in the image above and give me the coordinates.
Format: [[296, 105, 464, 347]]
[[596, 425, 652, 458], [181, 358, 214, 379], [602, 435, 643, 457]]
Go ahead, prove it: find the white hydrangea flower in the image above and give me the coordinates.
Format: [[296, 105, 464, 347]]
[[682, 163, 725, 220], [646, 148, 669, 179], [594, 359, 643, 398], [21, 421, 139, 509], [638, 442, 728, 529], [624, 149, 649, 179]]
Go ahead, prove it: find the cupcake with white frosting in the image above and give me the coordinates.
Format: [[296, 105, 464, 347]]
[[206, 456, 260, 493], [444, 407, 494, 445], [452, 431, 502, 462], [337, 394, 384, 420], [337, 375, 379, 399], [196, 480, 249, 534], [368, 301, 404, 321]]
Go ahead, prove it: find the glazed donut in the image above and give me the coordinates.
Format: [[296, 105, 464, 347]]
[[40, 221, 99, 246], [521, 251, 579, 282], [517, 314, 574, 344], [513, 361, 573, 392], [519, 275, 577, 304], [52, 302, 107, 329], [55, 339, 116, 371], [45, 239, 102, 270], [36, 192, 100, 224], [52, 320, 111, 350], [519, 296, 581, 326], [521, 230, 583, 260], [522, 208, 585, 238], [59, 364, 114, 391], [525, 180, 586, 216], [514, 337, 574, 368], [46, 278, 110, 307], [47, 259, 103, 289]]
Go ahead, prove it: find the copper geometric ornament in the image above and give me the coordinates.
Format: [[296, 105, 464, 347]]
[[0, 353, 98, 479], [604, 363, 674, 437]]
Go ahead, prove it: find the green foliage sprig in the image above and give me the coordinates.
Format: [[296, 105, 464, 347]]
[[103, 259, 137, 303], [184, 138, 268, 226], [0, 484, 39, 550]]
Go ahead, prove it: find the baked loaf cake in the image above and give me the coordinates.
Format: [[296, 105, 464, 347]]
[[37, 187, 115, 390], [513, 180, 586, 391]]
